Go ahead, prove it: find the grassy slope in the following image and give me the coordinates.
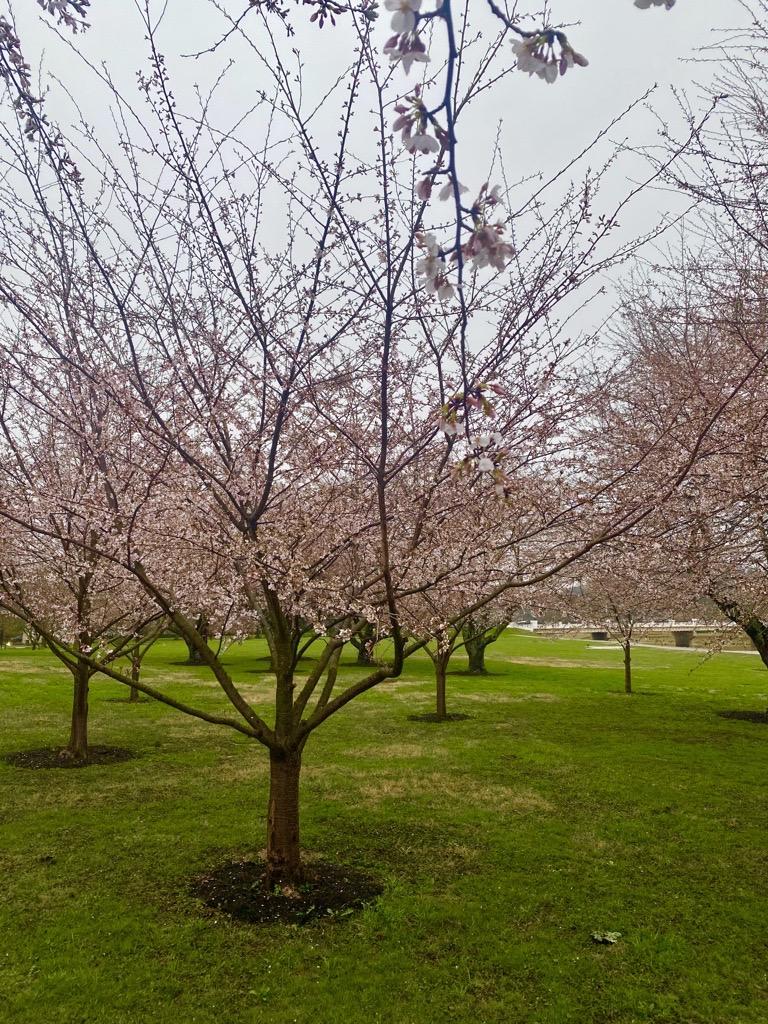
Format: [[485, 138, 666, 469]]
[[1, 634, 767, 1024]]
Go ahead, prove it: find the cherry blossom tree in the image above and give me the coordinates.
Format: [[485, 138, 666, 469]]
[[551, 540, 687, 694], [400, 541, 509, 720], [661, 0, 768, 257], [0, 0, 717, 886], [0, 368, 165, 761], [462, 600, 518, 674], [349, 621, 378, 666], [605, 238, 768, 700]]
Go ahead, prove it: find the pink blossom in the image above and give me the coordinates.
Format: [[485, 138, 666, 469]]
[[438, 179, 468, 201], [383, 30, 429, 74]]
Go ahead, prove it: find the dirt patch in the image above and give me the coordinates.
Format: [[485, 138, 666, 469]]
[[191, 858, 382, 925], [408, 712, 471, 723], [502, 656, 614, 670], [461, 691, 560, 704], [356, 771, 554, 812], [385, 678, 429, 692], [2, 746, 137, 769], [344, 742, 441, 759], [717, 710, 768, 725]]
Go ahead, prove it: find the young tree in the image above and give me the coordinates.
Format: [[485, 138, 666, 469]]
[[552, 540, 686, 694]]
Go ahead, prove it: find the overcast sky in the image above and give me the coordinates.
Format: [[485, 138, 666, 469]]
[[8, 0, 747, 334]]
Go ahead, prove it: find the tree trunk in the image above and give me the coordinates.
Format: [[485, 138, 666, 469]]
[[184, 635, 205, 665], [129, 655, 140, 703], [466, 639, 486, 675], [623, 643, 632, 695], [355, 642, 374, 666], [64, 662, 89, 762], [183, 614, 210, 665], [435, 661, 447, 721], [712, 604, 768, 713], [266, 750, 303, 886]]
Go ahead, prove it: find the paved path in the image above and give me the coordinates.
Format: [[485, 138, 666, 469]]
[[587, 642, 759, 656]]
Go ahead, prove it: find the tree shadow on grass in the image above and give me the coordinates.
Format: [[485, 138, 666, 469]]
[[606, 689, 662, 696], [407, 712, 471, 723], [717, 709, 768, 725], [103, 696, 152, 704], [248, 656, 319, 675]]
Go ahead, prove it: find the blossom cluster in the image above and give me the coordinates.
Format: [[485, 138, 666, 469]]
[[383, 0, 429, 74], [454, 447, 515, 498], [437, 382, 505, 438], [36, 0, 90, 31], [462, 182, 514, 271], [392, 86, 446, 156], [511, 32, 588, 84], [416, 232, 454, 300], [436, 383, 518, 498], [381, 0, 676, 308], [412, 182, 514, 298]]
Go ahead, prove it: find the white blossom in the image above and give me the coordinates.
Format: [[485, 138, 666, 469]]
[[406, 131, 440, 155], [384, 0, 421, 34]]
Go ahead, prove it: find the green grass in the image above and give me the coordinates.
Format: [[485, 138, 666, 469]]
[[1, 633, 767, 1024]]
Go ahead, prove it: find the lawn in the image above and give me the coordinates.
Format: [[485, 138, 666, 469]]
[[1, 633, 767, 1024]]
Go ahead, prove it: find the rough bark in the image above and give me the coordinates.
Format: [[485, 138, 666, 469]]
[[435, 660, 448, 720], [350, 623, 375, 666], [129, 654, 141, 702], [183, 613, 210, 665], [623, 642, 632, 695], [742, 617, 768, 669], [64, 661, 90, 762], [465, 639, 486, 675], [355, 642, 375, 666], [462, 620, 506, 674], [266, 749, 303, 885]]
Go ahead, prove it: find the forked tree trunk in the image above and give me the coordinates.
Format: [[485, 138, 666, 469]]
[[355, 642, 374, 666], [266, 749, 303, 886], [623, 643, 632, 695], [64, 662, 90, 762], [466, 639, 487, 675]]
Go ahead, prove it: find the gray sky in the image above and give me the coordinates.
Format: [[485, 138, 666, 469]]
[[8, 0, 746, 333]]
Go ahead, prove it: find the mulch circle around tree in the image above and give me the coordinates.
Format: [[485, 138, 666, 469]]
[[718, 710, 768, 725], [191, 859, 383, 925], [2, 746, 137, 769], [407, 712, 471, 723]]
